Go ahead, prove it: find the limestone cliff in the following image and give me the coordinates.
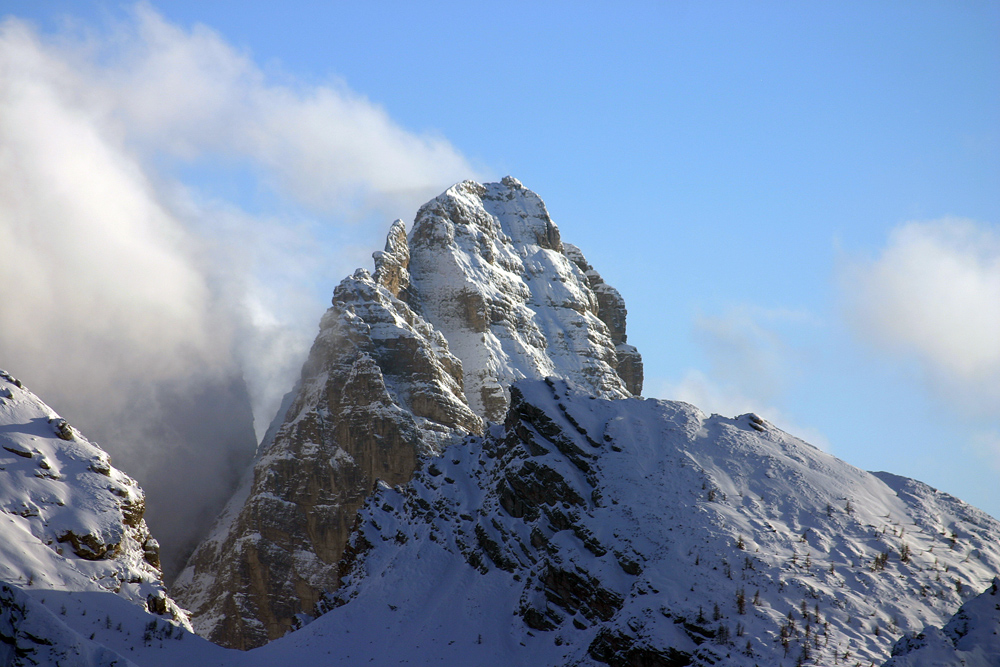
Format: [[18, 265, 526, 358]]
[[408, 177, 641, 419], [173, 178, 643, 649]]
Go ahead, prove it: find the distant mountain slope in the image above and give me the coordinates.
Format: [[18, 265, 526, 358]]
[[258, 379, 1000, 667], [883, 577, 1000, 667], [174, 177, 644, 649], [0, 370, 190, 664]]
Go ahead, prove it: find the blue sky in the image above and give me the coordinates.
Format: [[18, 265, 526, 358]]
[[2, 1, 998, 518]]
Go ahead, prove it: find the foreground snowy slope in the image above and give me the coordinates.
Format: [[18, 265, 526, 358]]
[[3, 373, 997, 666], [253, 379, 1000, 667], [0, 370, 191, 665]]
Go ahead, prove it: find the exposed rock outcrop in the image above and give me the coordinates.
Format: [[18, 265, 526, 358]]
[[174, 178, 643, 649], [173, 263, 481, 649], [408, 177, 640, 420], [563, 243, 643, 395]]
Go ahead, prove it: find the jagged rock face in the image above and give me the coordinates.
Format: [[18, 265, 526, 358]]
[[562, 243, 643, 396], [313, 379, 1000, 667], [0, 370, 189, 629], [173, 262, 482, 649], [175, 178, 643, 650]]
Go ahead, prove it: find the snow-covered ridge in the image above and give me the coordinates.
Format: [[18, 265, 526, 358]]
[[0, 369, 189, 663], [292, 378, 1000, 667]]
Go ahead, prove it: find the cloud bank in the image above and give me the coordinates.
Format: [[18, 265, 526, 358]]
[[91, 5, 476, 217], [0, 6, 477, 579], [840, 219, 1000, 416]]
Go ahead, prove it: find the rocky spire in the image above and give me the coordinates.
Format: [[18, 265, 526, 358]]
[[407, 177, 641, 419], [173, 178, 643, 648]]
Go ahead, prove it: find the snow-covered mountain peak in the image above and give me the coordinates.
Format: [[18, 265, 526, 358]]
[[408, 177, 639, 420], [415, 177, 560, 252], [169, 178, 1000, 662], [174, 178, 644, 649], [3, 168, 998, 665]]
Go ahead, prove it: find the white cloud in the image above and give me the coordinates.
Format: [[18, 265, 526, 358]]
[[0, 4, 480, 431], [0, 6, 478, 577], [94, 4, 478, 218], [653, 369, 765, 417], [691, 306, 809, 403], [840, 219, 1000, 414], [0, 15, 223, 401]]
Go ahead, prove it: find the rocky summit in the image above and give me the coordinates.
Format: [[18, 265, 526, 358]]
[[173, 177, 644, 649]]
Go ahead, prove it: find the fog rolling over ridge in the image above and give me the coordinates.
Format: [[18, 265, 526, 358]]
[[0, 7, 478, 579]]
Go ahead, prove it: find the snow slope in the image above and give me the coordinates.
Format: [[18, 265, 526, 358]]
[[0, 370, 186, 620], [883, 577, 1000, 667], [260, 379, 1000, 667], [0, 581, 234, 667], [0, 370, 192, 665]]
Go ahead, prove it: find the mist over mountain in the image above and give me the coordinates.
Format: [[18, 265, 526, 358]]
[[0, 180, 997, 666], [0, 7, 480, 584]]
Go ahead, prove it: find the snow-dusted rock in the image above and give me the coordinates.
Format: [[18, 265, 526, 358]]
[[0, 371, 187, 623], [172, 264, 482, 649], [408, 177, 641, 419], [174, 178, 643, 649], [562, 242, 642, 395]]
